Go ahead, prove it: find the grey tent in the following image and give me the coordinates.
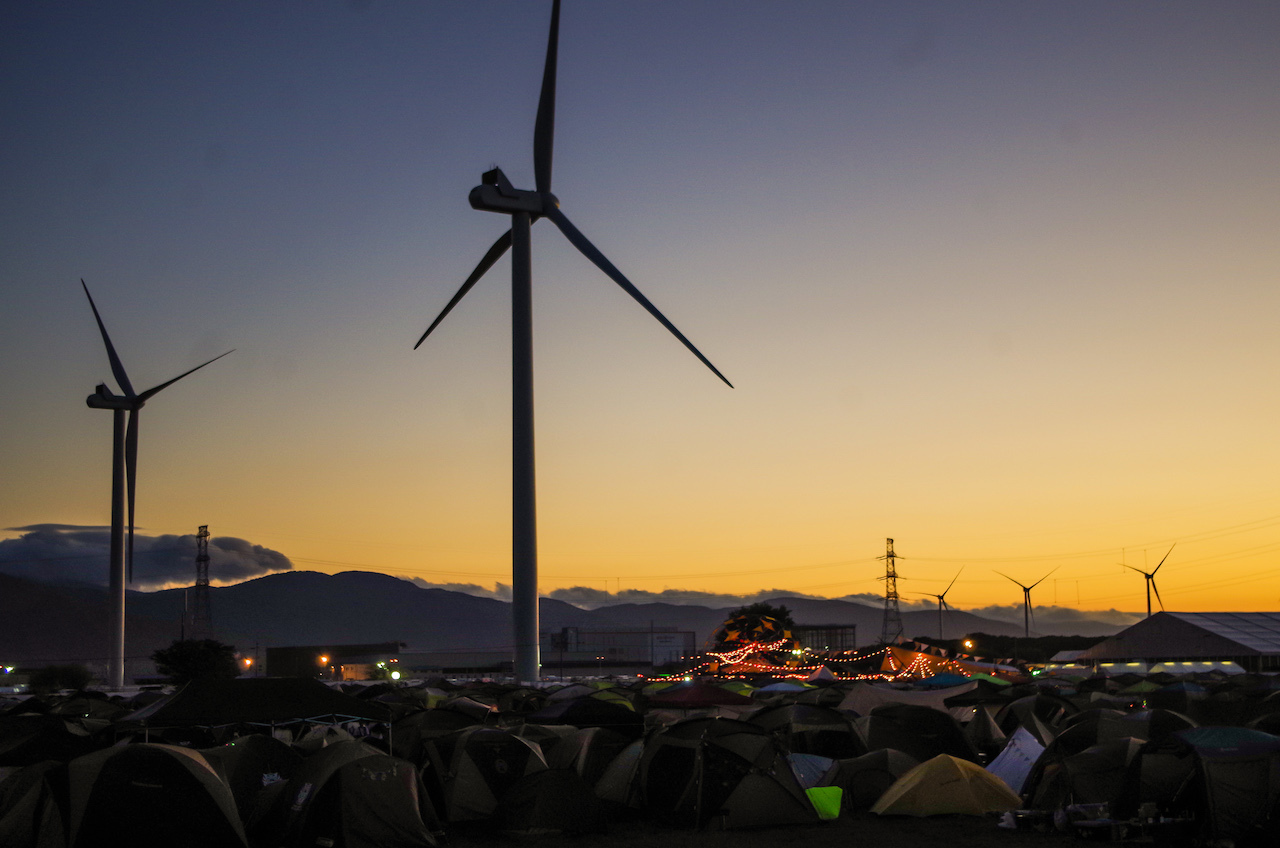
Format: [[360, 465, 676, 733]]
[[424, 726, 548, 822], [251, 739, 441, 848], [830, 748, 920, 810], [639, 716, 816, 829], [200, 733, 303, 826], [67, 744, 247, 847], [1155, 727, 1280, 843]]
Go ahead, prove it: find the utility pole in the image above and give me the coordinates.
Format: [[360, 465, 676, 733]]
[[190, 525, 212, 639], [878, 538, 904, 645]]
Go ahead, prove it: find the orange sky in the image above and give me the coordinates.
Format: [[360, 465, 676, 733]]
[[3, 3, 1278, 618]]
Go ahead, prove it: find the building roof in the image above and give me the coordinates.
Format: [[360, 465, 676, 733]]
[[1165, 612, 1280, 655], [1078, 611, 1280, 664]]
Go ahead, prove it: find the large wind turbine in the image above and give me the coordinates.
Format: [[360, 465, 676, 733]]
[[414, 0, 732, 683], [994, 567, 1058, 639], [82, 281, 232, 689], [1122, 544, 1174, 618]]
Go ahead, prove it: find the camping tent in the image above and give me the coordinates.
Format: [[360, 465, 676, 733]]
[[67, 743, 248, 847], [640, 716, 816, 829], [251, 739, 441, 848], [871, 754, 1021, 817]]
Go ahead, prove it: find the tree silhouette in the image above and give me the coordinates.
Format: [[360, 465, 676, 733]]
[[152, 639, 241, 684], [725, 601, 796, 630]]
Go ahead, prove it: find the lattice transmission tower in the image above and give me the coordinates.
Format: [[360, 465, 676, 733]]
[[878, 537, 903, 645], [189, 525, 212, 638]]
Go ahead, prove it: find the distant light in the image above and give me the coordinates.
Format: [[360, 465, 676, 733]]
[[318, 655, 329, 665], [963, 640, 974, 649], [2, 666, 13, 674], [243, 658, 253, 667], [390, 671, 401, 680]]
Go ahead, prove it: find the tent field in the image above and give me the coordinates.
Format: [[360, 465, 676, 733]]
[[4, 671, 1280, 846]]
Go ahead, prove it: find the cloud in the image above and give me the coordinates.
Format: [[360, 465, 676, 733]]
[[0, 525, 293, 590], [407, 578, 512, 602], [546, 586, 885, 610], [963, 603, 1142, 628]]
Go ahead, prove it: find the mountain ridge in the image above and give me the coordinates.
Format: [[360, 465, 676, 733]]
[[0, 569, 1122, 668]]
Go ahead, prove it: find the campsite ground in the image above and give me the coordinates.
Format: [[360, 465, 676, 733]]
[[450, 812, 1077, 848]]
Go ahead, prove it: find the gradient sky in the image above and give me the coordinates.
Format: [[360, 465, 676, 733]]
[[3, 1, 1279, 618]]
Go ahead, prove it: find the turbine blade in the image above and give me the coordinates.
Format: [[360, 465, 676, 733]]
[[1151, 578, 1165, 611], [1152, 543, 1175, 575], [136, 350, 234, 402], [415, 230, 513, 349], [125, 411, 139, 585], [1028, 565, 1060, 590], [1121, 563, 1147, 576], [545, 206, 733, 387], [81, 280, 136, 397], [942, 567, 964, 597], [993, 570, 1024, 589], [533, 0, 560, 194]]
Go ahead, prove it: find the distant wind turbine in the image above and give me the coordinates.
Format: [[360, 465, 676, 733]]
[[82, 280, 232, 689], [920, 568, 963, 641], [994, 567, 1058, 639], [413, 0, 732, 683], [1122, 543, 1174, 618]]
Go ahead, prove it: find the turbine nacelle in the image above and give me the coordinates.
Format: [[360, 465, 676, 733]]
[[469, 167, 556, 215], [86, 384, 138, 411]]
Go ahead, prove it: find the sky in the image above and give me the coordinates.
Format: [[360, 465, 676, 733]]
[[3, 1, 1279, 624]]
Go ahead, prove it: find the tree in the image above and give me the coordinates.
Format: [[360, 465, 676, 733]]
[[152, 639, 241, 684], [725, 601, 796, 630]]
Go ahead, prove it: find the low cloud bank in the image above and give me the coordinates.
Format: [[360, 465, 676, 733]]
[[0, 524, 293, 590], [962, 602, 1142, 628], [407, 578, 512, 602]]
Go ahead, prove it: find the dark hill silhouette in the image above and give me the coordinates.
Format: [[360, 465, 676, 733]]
[[0, 570, 1121, 668]]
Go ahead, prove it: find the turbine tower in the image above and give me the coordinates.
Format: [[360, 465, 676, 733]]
[[994, 567, 1058, 639], [414, 0, 732, 684], [1122, 543, 1174, 618], [82, 281, 232, 689]]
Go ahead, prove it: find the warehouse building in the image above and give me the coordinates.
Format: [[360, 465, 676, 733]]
[[1077, 612, 1280, 673]]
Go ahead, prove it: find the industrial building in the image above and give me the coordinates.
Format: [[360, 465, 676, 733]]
[[1077, 612, 1280, 673]]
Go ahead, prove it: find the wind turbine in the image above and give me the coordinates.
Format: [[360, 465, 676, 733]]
[[920, 568, 963, 641], [994, 567, 1058, 639], [82, 280, 232, 689], [1122, 543, 1174, 618], [414, 0, 731, 684]]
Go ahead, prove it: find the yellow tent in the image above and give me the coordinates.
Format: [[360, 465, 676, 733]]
[[870, 754, 1021, 817]]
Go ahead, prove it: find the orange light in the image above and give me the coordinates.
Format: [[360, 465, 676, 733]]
[[318, 655, 329, 665]]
